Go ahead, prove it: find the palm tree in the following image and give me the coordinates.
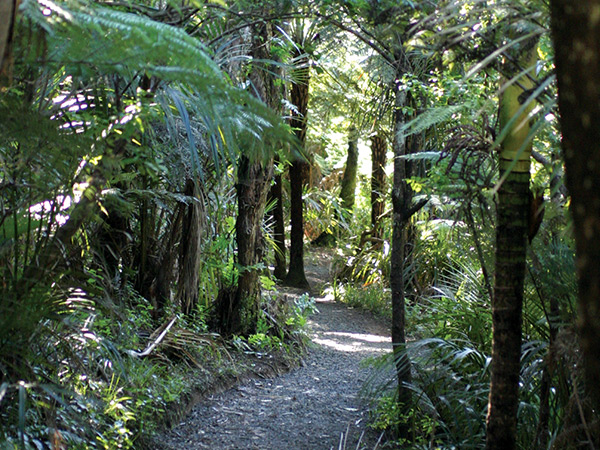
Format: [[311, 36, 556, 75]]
[[285, 18, 316, 289], [486, 31, 539, 450]]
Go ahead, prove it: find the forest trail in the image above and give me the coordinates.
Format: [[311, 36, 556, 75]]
[[155, 249, 391, 450]]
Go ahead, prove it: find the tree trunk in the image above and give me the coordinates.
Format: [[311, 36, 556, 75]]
[[391, 86, 425, 429], [549, 0, 600, 413], [339, 126, 359, 213], [285, 51, 310, 289], [268, 156, 286, 280], [371, 133, 387, 240], [177, 178, 203, 316], [219, 19, 277, 334], [485, 40, 537, 450], [228, 156, 273, 335], [0, 0, 17, 84]]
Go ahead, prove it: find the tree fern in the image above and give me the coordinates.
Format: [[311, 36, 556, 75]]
[[20, 0, 292, 164]]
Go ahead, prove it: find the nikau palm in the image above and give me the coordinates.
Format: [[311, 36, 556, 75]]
[[486, 30, 538, 450], [286, 37, 311, 289]]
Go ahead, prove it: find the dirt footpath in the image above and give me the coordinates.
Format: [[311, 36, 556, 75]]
[[154, 250, 392, 450]]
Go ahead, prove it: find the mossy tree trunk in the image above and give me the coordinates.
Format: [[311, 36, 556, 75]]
[[549, 0, 600, 413], [485, 39, 537, 450], [219, 18, 278, 335], [230, 156, 273, 335]]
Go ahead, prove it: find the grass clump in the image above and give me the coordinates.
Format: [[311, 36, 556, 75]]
[[332, 282, 391, 319]]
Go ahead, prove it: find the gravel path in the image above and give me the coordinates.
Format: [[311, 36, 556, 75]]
[[155, 250, 391, 450]]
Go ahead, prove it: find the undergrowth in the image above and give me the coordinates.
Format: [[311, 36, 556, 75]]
[[336, 214, 593, 449], [0, 275, 312, 449]]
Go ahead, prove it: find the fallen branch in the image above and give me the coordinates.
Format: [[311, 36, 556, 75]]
[[125, 316, 178, 358]]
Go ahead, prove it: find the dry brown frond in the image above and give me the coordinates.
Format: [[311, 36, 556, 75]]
[[439, 115, 495, 187]]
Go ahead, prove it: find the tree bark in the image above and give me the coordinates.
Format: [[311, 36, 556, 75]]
[[177, 178, 203, 316], [285, 51, 310, 289], [340, 126, 359, 213], [371, 133, 387, 239], [0, 0, 17, 84], [229, 155, 273, 335], [549, 0, 600, 412], [219, 18, 277, 334], [485, 39, 537, 450], [390, 87, 414, 420]]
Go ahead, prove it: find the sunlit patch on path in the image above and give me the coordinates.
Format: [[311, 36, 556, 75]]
[[313, 331, 390, 354]]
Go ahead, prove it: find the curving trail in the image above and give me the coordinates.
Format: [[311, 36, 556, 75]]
[[155, 250, 391, 450]]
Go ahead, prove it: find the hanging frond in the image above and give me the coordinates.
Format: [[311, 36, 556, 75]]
[[439, 115, 496, 187]]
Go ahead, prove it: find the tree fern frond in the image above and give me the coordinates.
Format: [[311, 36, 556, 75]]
[[21, 0, 292, 164], [400, 104, 468, 137], [165, 87, 202, 177]]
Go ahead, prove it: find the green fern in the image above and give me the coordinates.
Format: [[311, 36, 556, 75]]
[[400, 104, 468, 137], [20, 0, 292, 164]]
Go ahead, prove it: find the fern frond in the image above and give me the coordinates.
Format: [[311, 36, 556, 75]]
[[400, 104, 468, 137], [21, 0, 292, 164]]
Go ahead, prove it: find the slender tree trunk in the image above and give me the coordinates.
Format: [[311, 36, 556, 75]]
[[339, 126, 359, 213], [391, 86, 425, 426], [269, 156, 286, 280], [285, 52, 310, 289], [286, 157, 309, 288], [485, 40, 537, 450], [371, 133, 387, 239], [549, 0, 600, 414]]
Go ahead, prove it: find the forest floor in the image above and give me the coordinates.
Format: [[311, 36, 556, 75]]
[[152, 249, 392, 450]]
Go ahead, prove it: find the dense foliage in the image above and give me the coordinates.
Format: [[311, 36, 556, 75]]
[[0, 0, 598, 448]]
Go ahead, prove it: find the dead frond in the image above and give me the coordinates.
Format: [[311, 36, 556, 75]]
[[439, 116, 496, 188]]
